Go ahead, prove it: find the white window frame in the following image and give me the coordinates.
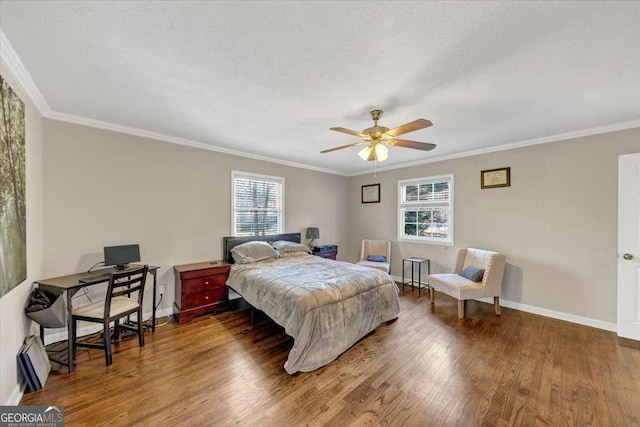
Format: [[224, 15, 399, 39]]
[[397, 174, 454, 245], [231, 171, 285, 237]]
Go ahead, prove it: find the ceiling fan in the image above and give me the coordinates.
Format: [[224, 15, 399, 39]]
[[322, 110, 436, 161]]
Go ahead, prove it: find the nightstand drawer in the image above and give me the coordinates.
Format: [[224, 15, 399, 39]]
[[316, 251, 337, 259], [184, 288, 225, 309], [184, 274, 226, 294], [179, 264, 230, 280]]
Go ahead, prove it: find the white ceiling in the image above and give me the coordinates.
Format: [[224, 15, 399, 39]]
[[1, 1, 639, 175]]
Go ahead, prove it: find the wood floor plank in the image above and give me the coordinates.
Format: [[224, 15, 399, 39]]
[[19, 288, 640, 426]]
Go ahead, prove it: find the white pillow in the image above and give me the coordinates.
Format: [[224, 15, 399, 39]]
[[271, 240, 311, 254], [231, 241, 279, 264]]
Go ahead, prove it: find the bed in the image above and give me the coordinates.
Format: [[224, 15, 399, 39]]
[[223, 233, 400, 374]]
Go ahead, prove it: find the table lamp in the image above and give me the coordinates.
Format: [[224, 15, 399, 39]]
[[306, 227, 320, 248]]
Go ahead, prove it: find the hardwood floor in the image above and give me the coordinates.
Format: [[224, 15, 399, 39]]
[[21, 288, 640, 426]]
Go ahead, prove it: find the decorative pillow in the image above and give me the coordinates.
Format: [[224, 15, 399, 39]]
[[271, 240, 311, 254], [366, 255, 387, 262], [231, 241, 279, 264], [459, 266, 485, 282]]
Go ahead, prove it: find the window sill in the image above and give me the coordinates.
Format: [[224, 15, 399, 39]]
[[397, 238, 454, 247]]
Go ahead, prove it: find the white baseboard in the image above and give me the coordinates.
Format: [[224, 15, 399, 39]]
[[5, 383, 25, 406], [390, 274, 617, 333], [42, 307, 174, 345], [475, 297, 617, 332]]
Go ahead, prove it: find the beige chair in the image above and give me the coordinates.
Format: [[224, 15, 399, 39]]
[[357, 240, 391, 273], [428, 248, 506, 319]]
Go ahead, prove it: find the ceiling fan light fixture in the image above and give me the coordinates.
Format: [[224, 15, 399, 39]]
[[358, 143, 388, 162], [374, 143, 388, 161], [358, 146, 372, 161]]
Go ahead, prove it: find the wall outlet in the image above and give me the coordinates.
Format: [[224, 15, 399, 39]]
[[159, 285, 165, 296]]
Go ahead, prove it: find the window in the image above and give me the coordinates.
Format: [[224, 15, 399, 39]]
[[232, 171, 284, 236], [398, 174, 453, 245]]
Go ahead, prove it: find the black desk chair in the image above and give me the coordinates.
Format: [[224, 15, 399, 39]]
[[71, 265, 148, 366]]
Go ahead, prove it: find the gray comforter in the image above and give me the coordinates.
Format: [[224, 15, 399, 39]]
[[226, 254, 400, 374]]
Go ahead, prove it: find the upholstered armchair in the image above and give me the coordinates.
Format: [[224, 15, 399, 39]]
[[428, 248, 506, 319], [356, 240, 391, 273]]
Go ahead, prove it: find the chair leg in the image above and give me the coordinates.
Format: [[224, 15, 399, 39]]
[[104, 321, 112, 366], [138, 308, 145, 347], [71, 316, 77, 361], [494, 297, 501, 315], [457, 300, 465, 319], [429, 287, 434, 304], [114, 321, 119, 342]]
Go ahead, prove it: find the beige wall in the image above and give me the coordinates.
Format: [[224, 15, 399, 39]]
[[42, 119, 350, 318], [348, 127, 640, 324], [0, 66, 44, 405]]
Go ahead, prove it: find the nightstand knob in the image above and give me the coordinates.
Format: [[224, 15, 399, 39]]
[[205, 281, 209, 285], [205, 296, 209, 300]]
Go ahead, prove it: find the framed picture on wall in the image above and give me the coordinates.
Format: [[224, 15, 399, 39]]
[[362, 184, 381, 203], [481, 167, 511, 189]]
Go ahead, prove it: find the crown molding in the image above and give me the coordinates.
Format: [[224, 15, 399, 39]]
[[349, 118, 640, 176], [0, 28, 52, 116], [48, 110, 349, 176]]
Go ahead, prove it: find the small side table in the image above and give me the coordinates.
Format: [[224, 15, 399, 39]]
[[402, 257, 430, 296]]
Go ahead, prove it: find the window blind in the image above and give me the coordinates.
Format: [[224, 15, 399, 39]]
[[232, 172, 284, 236]]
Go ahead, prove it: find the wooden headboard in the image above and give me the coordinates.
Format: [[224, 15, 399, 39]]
[[222, 233, 301, 264]]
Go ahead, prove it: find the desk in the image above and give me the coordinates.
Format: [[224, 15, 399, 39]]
[[34, 264, 159, 373]]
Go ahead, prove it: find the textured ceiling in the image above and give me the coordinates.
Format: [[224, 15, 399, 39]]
[[1, 1, 639, 175]]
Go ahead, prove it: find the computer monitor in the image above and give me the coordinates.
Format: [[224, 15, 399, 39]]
[[104, 244, 141, 270]]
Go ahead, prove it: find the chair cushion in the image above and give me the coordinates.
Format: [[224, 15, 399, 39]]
[[459, 266, 485, 282], [357, 260, 390, 273], [72, 297, 140, 319], [429, 273, 485, 300], [366, 255, 387, 262]]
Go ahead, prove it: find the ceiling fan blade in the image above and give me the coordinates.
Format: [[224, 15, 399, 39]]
[[330, 127, 366, 138], [320, 142, 365, 153], [389, 139, 436, 151], [385, 119, 433, 137]]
